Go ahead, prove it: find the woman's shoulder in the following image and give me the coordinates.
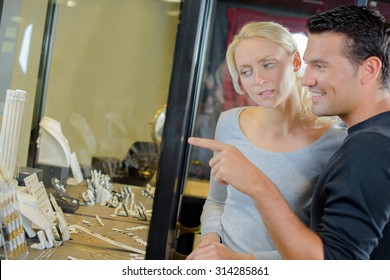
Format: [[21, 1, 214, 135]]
[[220, 107, 246, 117], [312, 124, 347, 153], [218, 107, 248, 123], [215, 107, 248, 140], [326, 125, 348, 140]]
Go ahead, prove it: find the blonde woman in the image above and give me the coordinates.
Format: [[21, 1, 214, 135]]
[[187, 21, 346, 260]]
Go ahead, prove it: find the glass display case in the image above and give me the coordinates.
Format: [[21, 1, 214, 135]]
[[1, 0, 389, 260], [1, 0, 182, 259]]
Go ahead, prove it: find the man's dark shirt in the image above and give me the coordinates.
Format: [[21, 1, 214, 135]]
[[311, 111, 390, 259]]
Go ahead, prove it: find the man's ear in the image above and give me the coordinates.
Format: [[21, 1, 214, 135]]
[[361, 56, 382, 85], [293, 51, 302, 72]]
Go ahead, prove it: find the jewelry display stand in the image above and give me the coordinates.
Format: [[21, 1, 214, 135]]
[[0, 89, 29, 180], [36, 116, 71, 187], [36, 116, 71, 167], [0, 167, 28, 260]]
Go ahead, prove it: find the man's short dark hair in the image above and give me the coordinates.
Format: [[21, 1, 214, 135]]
[[307, 5, 390, 90]]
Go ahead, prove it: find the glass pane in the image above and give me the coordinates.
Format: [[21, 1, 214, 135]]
[[0, 0, 181, 259], [30, 0, 180, 259], [0, 0, 48, 170], [42, 0, 179, 171]]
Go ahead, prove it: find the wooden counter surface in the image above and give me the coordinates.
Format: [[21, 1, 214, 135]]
[[18, 178, 209, 260], [25, 183, 152, 260], [184, 179, 209, 199]]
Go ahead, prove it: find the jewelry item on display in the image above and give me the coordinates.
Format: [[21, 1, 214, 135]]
[[20, 173, 70, 251], [0, 176, 28, 259], [70, 224, 146, 255], [95, 215, 104, 226], [0, 89, 29, 180]]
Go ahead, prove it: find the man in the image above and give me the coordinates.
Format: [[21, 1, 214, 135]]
[[188, 5, 390, 259]]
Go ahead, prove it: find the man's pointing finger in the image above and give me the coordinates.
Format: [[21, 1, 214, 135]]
[[188, 137, 225, 152]]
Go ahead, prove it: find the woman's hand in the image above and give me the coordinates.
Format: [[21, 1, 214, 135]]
[[187, 240, 255, 260]]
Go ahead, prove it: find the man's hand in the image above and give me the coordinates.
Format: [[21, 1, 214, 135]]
[[188, 137, 268, 196]]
